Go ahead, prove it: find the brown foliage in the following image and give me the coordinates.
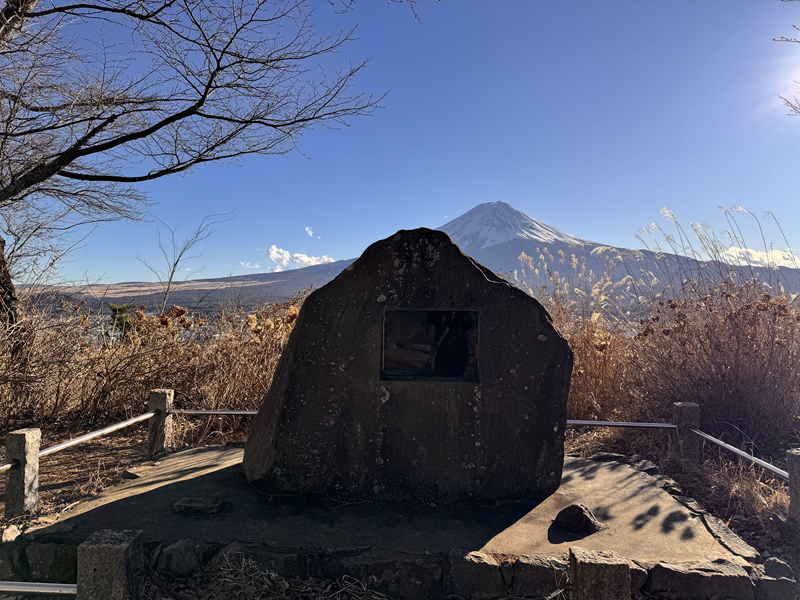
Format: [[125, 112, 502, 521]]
[[523, 249, 800, 450], [0, 293, 305, 444], [629, 282, 800, 446], [524, 247, 798, 534]]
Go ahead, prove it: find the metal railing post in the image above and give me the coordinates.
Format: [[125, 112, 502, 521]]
[[789, 448, 800, 524], [4, 428, 41, 518], [672, 402, 701, 462], [147, 389, 174, 460]]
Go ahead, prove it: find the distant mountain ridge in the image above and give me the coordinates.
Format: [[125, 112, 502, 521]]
[[40, 201, 800, 312], [43, 258, 356, 312]]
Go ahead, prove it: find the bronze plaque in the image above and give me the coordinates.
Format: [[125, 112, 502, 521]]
[[381, 310, 479, 381]]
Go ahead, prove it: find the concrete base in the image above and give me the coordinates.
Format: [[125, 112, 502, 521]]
[[3, 447, 783, 599], [77, 529, 143, 599]]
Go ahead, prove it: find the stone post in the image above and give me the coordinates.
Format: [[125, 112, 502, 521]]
[[4, 428, 41, 518], [789, 448, 800, 523], [147, 389, 174, 460], [672, 402, 701, 462], [569, 547, 630, 600], [77, 530, 144, 599]]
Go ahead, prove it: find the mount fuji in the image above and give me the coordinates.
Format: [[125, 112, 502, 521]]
[[438, 201, 799, 297], [437, 201, 658, 286], [437, 201, 602, 275], [437, 201, 595, 252]]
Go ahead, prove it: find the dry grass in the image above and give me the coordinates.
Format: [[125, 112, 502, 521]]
[[0, 292, 304, 446], [518, 242, 800, 448], [142, 552, 395, 600], [629, 282, 800, 448]]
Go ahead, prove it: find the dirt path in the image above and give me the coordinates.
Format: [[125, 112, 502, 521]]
[[0, 425, 148, 529]]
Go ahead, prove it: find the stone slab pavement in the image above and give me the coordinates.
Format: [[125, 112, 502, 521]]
[[23, 446, 745, 570], [482, 456, 739, 566]]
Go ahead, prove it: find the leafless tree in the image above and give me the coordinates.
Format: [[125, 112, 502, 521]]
[[0, 199, 95, 286], [776, 2, 800, 114], [0, 0, 384, 331], [137, 212, 232, 315]]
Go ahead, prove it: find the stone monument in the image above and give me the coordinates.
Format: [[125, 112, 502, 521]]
[[243, 228, 573, 503]]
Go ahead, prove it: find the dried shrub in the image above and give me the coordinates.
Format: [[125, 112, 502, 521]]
[[519, 237, 798, 535], [517, 247, 638, 423], [518, 244, 800, 449], [0, 292, 306, 446], [629, 281, 800, 448]]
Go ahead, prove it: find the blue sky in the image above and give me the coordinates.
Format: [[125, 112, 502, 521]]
[[62, 0, 800, 283]]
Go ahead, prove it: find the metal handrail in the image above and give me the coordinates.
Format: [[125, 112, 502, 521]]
[[6, 414, 666, 473], [567, 420, 677, 429], [2, 409, 253, 469], [0, 581, 77, 595], [39, 412, 157, 458], [169, 409, 258, 415], [691, 428, 789, 480]]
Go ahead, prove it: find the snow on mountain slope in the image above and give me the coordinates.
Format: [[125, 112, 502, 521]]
[[436, 201, 800, 296], [437, 201, 596, 253]]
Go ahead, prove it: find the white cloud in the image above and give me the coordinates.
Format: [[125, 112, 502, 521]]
[[292, 253, 335, 267], [240, 261, 261, 270], [268, 246, 291, 266], [718, 247, 800, 268], [267, 244, 334, 269], [305, 226, 314, 237]]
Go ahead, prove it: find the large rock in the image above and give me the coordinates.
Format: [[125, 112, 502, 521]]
[[446, 549, 507, 600], [21, 543, 77, 583], [243, 228, 572, 503], [569, 546, 631, 600], [645, 559, 755, 600], [156, 539, 201, 578], [511, 555, 569, 597]]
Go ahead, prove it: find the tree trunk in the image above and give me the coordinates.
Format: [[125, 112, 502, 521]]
[[0, 234, 29, 411], [0, 234, 20, 330], [0, 233, 28, 363]]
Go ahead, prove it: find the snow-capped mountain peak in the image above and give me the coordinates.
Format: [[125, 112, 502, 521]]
[[437, 201, 593, 252]]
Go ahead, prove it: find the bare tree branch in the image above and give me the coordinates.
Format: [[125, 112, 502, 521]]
[[776, 22, 800, 115], [136, 211, 234, 314], [0, 0, 395, 327], [0, 0, 382, 213]]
